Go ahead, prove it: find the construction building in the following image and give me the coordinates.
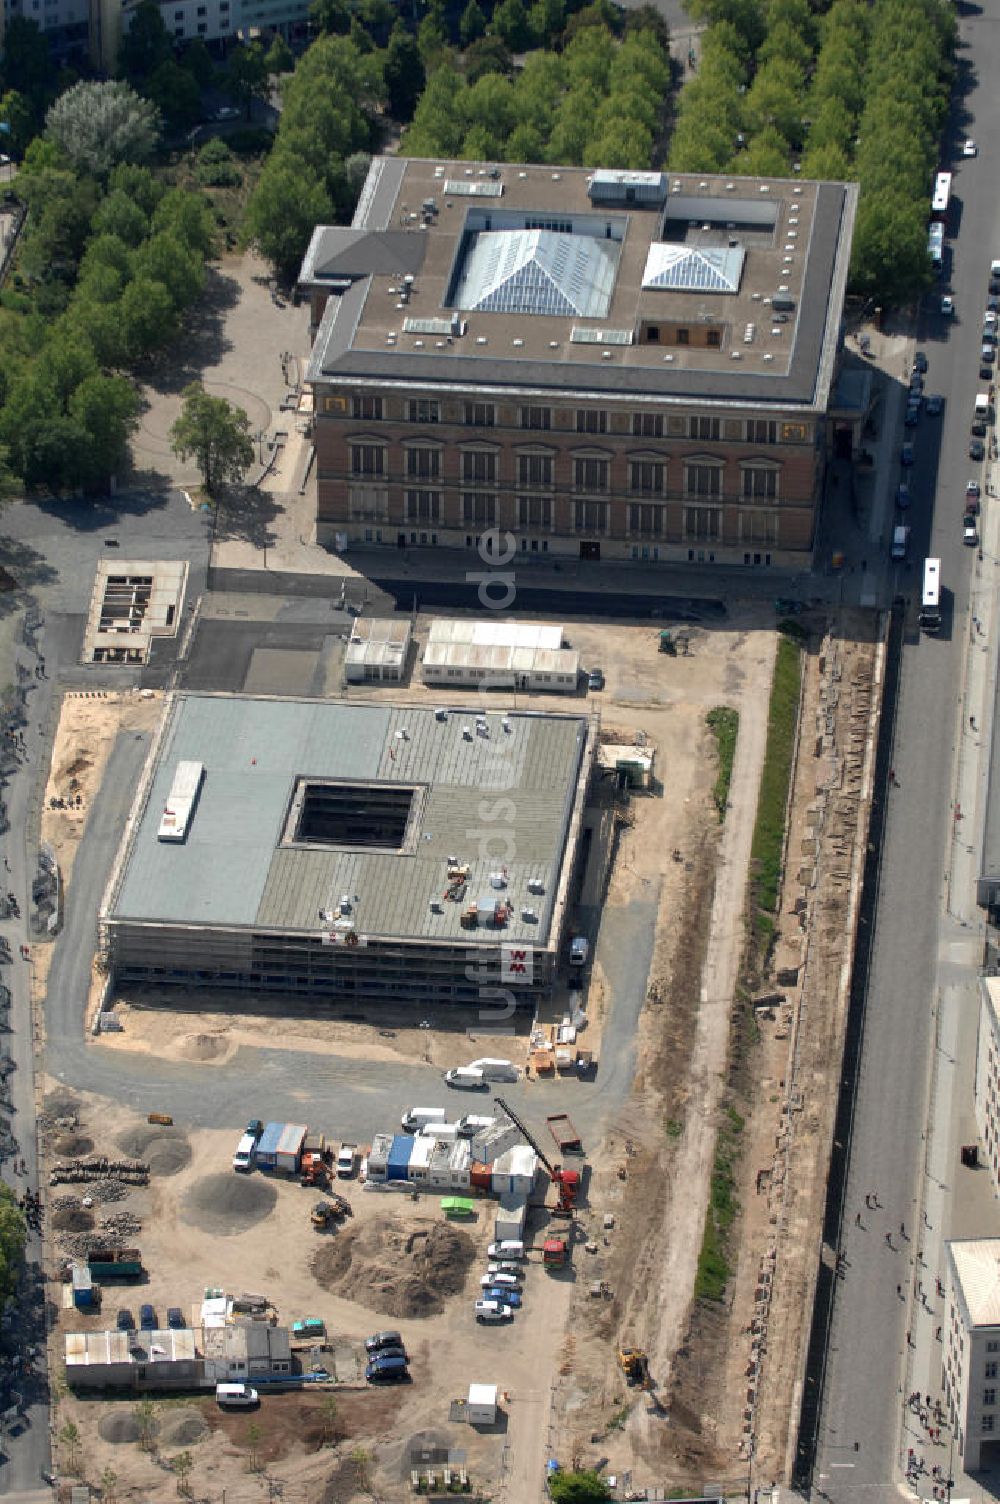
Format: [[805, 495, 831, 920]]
[[99, 693, 595, 1005], [299, 158, 859, 568], [943, 1238, 1000, 1470]]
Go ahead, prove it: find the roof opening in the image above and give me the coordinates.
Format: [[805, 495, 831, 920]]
[[285, 779, 419, 852]]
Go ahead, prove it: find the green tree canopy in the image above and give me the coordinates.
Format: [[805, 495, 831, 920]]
[[145, 60, 202, 133], [460, 0, 487, 45], [265, 33, 295, 76], [170, 383, 254, 494], [92, 190, 149, 248], [384, 21, 426, 121], [118, 0, 172, 82], [0, 1186, 26, 1304], [549, 1471, 611, 1504], [227, 42, 270, 119]]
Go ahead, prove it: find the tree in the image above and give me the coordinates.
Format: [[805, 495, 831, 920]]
[[0, 90, 35, 156], [59, 1420, 81, 1476], [0, 445, 18, 502], [264, 33, 294, 77], [135, 1396, 157, 1452], [118, 277, 177, 359], [171, 383, 254, 494], [491, 0, 533, 50], [118, 0, 172, 83], [68, 374, 141, 485], [460, 0, 487, 44], [92, 190, 149, 248], [465, 35, 514, 81], [227, 42, 270, 119], [100, 1466, 119, 1504], [245, 1420, 263, 1472], [146, 61, 202, 133], [548, 1470, 611, 1504], [152, 187, 216, 258], [0, 1186, 25, 1303], [310, 0, 352, 33], [108, 163, 164, 217], [242, 154, 333, 280], [320, 1394, 338, 1444], [384, 22, 426, 122], [179, 37, 217, 89], [46, 82, 160, 178], [133, 231, 205, 310], [1, 20, 52, 112], [171, 1450, 193, 1496]]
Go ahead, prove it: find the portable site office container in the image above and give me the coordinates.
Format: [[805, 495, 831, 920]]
[[407, 1136, 434, 1182], [474, 1123, 521, 1164], [386, 1135, 414, 1181], [367, 1133, 393, 1179], [448, 1139, 472, 1189], [494, 1195, 528, 1242], [491, 1146, 538, 1198], [276, 1123, 307, 1174], [427, 1139, 454, 1189], [255, 1122, 283, 1171]]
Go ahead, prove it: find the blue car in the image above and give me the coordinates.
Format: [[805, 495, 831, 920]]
[[483, 1286, 522, 1308]]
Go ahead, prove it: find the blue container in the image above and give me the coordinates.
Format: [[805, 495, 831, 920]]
[[386, 1135, 414, 1182], [72, 1263, 95, 1309], [255, 1121, 284, 1171]]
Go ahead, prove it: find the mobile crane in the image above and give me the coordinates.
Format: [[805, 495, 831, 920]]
[[493, 1097, 581, 1216]]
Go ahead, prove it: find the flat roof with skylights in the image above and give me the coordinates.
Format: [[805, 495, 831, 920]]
[[301, 159, 858, 410]]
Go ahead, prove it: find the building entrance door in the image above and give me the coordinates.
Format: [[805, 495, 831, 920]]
[[579, 540, 601, 561]]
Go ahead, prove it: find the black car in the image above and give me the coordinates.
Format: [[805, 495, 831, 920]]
[[971, 438, 986, 461], [116, 1309, 135, 1331], [140, 1304, 157, 1330], [167, 1307, 185, 1329], [365, 1330, 403, 1353], [368, 1343, 408, 1363], [913, 350, 928, 373]]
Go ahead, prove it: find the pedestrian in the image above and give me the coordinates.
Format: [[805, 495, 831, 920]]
[[971, 715, 977, 731], [886, 1232, 894, 1248], [901, 1221, 907, 1238], [866, 1193, 872, 1209], [936, 1326, 942, 1341], [897, 1283, 903, 1297], [855, 1211, 862, 1227]]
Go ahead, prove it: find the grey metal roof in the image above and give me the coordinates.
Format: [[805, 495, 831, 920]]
[[641, 243, 745, 294], [110, 696, 588, 947]]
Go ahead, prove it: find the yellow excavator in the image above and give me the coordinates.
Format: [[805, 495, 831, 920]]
[[617, 1345, 652, 1390]]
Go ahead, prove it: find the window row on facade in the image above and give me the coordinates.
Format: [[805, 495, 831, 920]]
[[344, 443, 786, 501], [338, 487, 790, 544], [332, 394, 812, 446]]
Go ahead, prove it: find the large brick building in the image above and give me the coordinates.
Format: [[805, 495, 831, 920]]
[[299, 159, 858, 569]]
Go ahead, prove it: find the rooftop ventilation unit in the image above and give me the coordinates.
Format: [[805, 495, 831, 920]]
[[403, 314, 465, 337], [444, 179, 503, 198], [571, 326, 633, 345]]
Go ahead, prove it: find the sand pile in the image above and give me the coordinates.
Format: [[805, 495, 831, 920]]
[[52, 1206, 94, 1232], [53, 1133, 94, 1157], [311, 1216, 474, 1318], [99, 1411, 147, 1445], [179, 1033, 229, 1062], [160, 1409, 208, 1446], [116, 1124, 191, 1176], [180, 1173, 277, 1235]]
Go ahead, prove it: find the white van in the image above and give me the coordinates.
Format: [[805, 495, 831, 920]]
[[444, 1067, 487, 1089], [418, 1122, 461, 1141], [569, 937, 590, 967], [469, 1058, 518, 1083], [216, 1383, 259, 1408], [891, 525, 910, 561], [232, 1133, 256, 1173], [458, 1115, 495, 1137], [401, 1107, 447, 1133], [486, 1239, 526, 1261]]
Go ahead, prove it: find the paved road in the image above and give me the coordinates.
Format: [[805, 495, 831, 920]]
[[811, 26, 997, 1500]]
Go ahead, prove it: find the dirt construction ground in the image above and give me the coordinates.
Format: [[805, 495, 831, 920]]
[[37, 607, 881, 1502]]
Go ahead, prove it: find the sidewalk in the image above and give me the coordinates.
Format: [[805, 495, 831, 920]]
[[894, 441, 1000, 1497]]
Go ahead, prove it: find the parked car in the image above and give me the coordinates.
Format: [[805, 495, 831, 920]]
[[474, 1299, 514, 1323], [941, 295, 955, 316], [215, 106, 240, 121], [487, 1262, 524, 1279], [483, 1286, 522, 1308], [366, 1355, 410, 1382], [292, 1318, 326, 1340], [913, 351, 928, 373], [904, 403, 920, 428], [896, 482, 912, 509], [116, 1309, 135, 1331], [971, 438, 986, 461], [964, 515, 979, 545], [967, 479, 981, 503], [368, 1343, 408, 1363], [587, 667, 604, 691], [971, 419, 988, 438], [481, 1272, 520, 1289], [167, 1307, 185, 1329], [140, 1304, 157, 1330], [982, 343, 996, 365], [365, 1330, 403, 1353], [900, 443, 915, 467], [926, 395, 943, 415], [963, 138, 978, 157]]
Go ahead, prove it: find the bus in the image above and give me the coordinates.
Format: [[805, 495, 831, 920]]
[[931, 171, 952, 222], [928, 222, 944, 273], [919, 557, 942, 633]]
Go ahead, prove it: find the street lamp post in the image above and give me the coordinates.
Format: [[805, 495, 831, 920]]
[[747, 1433, 755, 1504]]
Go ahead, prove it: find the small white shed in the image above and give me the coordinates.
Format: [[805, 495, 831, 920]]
[[467, 1383, 498, 1425]]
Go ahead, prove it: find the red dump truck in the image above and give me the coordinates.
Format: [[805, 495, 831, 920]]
[[546, 1113, 583, 1154]]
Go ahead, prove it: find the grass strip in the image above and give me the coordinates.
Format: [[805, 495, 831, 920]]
[[749, 635, 802, 920], [706, 706, 739, 821]]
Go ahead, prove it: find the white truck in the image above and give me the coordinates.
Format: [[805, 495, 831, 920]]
[[445, 1066, 487, 1089], [469, 1057, 519, 1083], [336, 1142, 358, 1178]]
